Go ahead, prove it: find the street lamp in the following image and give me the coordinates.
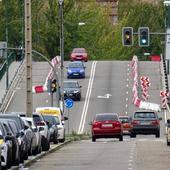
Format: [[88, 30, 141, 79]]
[[58, 0, 64, 113]]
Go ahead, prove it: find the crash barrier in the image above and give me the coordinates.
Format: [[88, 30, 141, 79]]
[[0, 52, 16, 81], [0, 58, 25, 112], [131, 55, 161, 112]]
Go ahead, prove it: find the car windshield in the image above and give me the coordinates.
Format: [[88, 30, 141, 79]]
[[95, 114, 118, 121], [119, 117, 130, 123], [73, 48, 85, 53], [68, 62, 83, 68], [134, 112, 156, 118], [64, 82, 78, 88], [43, 115, 56, 126]]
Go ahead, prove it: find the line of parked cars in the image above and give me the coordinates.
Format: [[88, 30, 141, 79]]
[[90, 110, 162, 142], [0, 107, 67, 169]]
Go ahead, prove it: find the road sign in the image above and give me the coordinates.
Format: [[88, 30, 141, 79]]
[[64, 98, 74, 108]]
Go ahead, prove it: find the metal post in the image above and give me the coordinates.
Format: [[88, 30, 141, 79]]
[[67, 108, 70, 135], [51, 92, 53, 107], [25, 0, 33, 117], [58, 0, 64, 113]]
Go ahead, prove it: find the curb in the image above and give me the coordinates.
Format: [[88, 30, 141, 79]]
[[11, 140, 72, 170]]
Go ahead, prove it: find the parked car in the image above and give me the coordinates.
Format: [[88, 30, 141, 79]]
[[130, 110, 162, 138], [66, 61, 86, 78], [70, 48, 88, 62], [0, 122, 13, 169], [0, 114, 30, 160], [90, 113, 123, 142], [63, 80, 82, 101], [42, 115, 59, 144], [22, 118, 37, 156], [32, 113, 51, 151], [21, 117, 42, 155], [0, 119, 24, 165], [119, 115, 132, 135], [35, 107, 67, 143]]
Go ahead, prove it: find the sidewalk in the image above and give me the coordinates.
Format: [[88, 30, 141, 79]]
[[0, 61, 21, 103]]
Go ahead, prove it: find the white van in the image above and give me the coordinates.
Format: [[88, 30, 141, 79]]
[[35, 107, 67, 143]]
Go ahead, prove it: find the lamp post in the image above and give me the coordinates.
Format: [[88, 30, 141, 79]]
[[58, 0, 64, 113]]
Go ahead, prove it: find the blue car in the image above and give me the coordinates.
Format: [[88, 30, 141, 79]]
[[67, 61, 86, 78]]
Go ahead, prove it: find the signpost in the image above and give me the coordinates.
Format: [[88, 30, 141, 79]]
[[64, 98, 74, 135]]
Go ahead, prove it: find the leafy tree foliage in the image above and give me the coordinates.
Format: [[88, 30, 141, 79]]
[[0, 0, 166, 60]]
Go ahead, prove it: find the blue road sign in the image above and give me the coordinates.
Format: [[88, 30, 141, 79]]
[[64, 98, 74, 108]]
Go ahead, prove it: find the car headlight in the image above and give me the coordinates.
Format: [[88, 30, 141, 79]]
[[67, 69, 72, 73], [73, 90, 79, 93]]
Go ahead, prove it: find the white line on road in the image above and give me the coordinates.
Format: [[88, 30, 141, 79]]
[[78, 61, 97, 134]]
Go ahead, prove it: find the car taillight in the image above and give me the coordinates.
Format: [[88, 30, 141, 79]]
[[37, 121, 45, 126], [93, 122, 100, 128], [132, 120, 139, 125], [115, 121, 121, 127], [151, 120, 159, 125]]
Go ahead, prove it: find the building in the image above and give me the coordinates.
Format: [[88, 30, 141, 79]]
[[97, 0, 118, 24]]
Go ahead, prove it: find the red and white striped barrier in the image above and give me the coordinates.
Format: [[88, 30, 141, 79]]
[[131, 55, 161, 111], [32, 56, 61, 94], [32, 85, 48, 93], [160, 90, 169, 109]]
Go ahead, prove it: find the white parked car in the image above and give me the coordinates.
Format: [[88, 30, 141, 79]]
[[32, 113, 50, 151], [35, 107, 68, 143]]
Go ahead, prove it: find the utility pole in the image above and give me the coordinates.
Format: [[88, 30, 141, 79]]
[[58, 0, 64, 113], [25, 0, 33, 117]]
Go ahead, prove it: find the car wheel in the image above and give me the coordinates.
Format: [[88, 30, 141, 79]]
[[23, 150, 28, 160], [92, 136, 96, 142], [119, 135, 123, 141], [167, 139, 170, 146], [59, 138, 65, 143], [130, 133, 136, 138], [53, 133, 59, 144], [155, 131, 160, 138]]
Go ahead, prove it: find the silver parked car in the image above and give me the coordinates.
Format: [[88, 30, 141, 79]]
[[22, 117, 42, 155]]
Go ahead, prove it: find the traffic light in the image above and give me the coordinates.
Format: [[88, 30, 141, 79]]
[[138, 27, 150, 47], [47, 79, 57, 93], [51, 79, 57, 93], [122, 27, 133, 46]]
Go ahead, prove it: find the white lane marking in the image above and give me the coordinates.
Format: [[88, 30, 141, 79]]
[[128, 168, 133, 170], [164, 110, 167, 134], [78, 61, 97, 134], [127, 78, 129, 81], [4, 90, 16, 113], [125, 104, 128, 108], [97, 93, 112, 99], [126, 84, 129, 87], [126, 91, 129, 94], [126, 98, 128, 101]]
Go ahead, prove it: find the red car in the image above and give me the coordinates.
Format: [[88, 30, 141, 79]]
[[119, 115, 132, 135], [90, 113, 123, 142], [70, 48, 88, 62]]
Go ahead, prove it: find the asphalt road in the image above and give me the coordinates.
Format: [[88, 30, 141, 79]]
[[5, 60, 170, 170]]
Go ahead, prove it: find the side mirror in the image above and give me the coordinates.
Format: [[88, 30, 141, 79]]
[[5, 135, 13, 141], [167, 119, 170, 124], [79, 86, 82, 88], [24, 125, 29, 130], [64, 116, 68, 121], [20, 131, 25, 137], [38, 127, 44, 132], [89, 122, 92, 125], [33, 128, 38, 132], [159, 117, 162, 121]]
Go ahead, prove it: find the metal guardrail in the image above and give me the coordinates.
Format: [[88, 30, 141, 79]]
[[0, 52, 16, 81], [0, 58, 25, 113]]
